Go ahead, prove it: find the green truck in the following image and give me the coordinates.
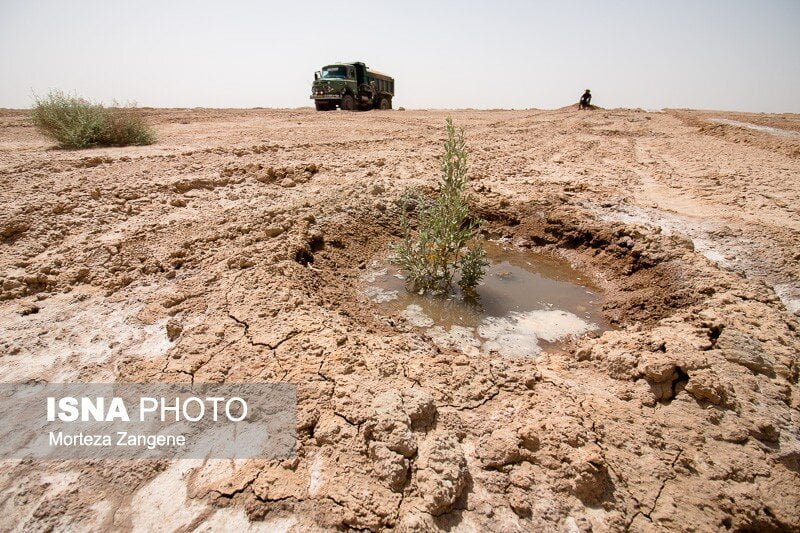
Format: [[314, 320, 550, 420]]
[[310, 62, 394, 111]]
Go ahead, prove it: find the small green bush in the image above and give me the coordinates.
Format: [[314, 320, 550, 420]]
[[31, 90, 155, 148], [101, 106, 156, 146], [392, 118, 488, 296]]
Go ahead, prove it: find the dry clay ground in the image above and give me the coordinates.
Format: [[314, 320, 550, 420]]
[[0, 106, 799, 532]]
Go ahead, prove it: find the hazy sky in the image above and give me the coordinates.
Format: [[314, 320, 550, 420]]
[[1, 0, 799, 111]]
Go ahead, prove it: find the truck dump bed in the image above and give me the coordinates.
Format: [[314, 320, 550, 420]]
[[366, 69, 394, 95]]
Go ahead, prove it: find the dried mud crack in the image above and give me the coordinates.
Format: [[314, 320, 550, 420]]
[[1, 108, 799, 531]]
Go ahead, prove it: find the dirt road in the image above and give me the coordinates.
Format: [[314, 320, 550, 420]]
[[1, 107, 798, 531]]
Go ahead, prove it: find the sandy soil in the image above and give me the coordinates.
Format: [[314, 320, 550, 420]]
[[0, 106, 798, 531]]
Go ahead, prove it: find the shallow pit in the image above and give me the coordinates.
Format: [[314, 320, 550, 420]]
[[362, 242, 609, 357]]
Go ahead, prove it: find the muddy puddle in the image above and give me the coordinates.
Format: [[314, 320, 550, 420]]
[[362, 242, 609, 356]]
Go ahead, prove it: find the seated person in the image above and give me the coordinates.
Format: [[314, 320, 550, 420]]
[[579, 89, 592, 110]]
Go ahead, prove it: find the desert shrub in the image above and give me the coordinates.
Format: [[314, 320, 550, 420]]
[[31, 90, 155, 148], [31, 91, 106, 148], [101, 106, 156, 146], [392, 118, 488, 295]]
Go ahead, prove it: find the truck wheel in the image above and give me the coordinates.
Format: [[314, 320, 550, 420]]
[[315, 101, 332, 111], [379, 98, 392, 110], [340, 94, 355, 111]]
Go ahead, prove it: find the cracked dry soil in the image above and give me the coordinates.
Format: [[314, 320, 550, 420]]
[[0, 107, 799, 531]]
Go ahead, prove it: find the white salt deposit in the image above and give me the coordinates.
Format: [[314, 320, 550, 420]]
[[363, 285, 399, 303], [708, 118, 800, 139], [478, 309, 597, 357], [408, 305, 597, 357], [401, 304, 435, 328]]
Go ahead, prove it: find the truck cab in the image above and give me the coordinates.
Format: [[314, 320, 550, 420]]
[[311, 62, 394, 111]]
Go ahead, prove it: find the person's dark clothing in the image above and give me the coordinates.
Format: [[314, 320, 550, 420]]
[[579, 91, 592, 109]]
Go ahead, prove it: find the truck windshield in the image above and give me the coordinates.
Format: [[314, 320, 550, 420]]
[[321, 66, 349, 79]]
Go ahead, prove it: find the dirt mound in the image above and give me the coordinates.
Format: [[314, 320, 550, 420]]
[[554, 103, 603, 112]]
